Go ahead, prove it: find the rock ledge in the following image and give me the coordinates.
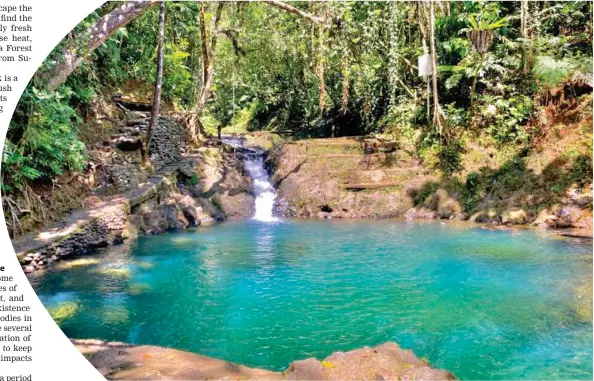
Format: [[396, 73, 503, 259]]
[[73, 339, 455, 381]]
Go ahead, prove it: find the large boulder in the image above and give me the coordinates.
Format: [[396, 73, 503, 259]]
[[284, 342, 455, 381], [177, 195, 201, 226], [433, 188, 462, 219], [533, 208, 559, 228], [555, 205, 584, 228], [470, 208, 499, 224], [160, 201, 189, 230], [501, 208, 527, 225], [285, 358, 325, 380], [217, 191, 255, 220]]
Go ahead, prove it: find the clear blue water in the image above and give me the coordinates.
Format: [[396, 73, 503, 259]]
[[30, 220, 592, 380]]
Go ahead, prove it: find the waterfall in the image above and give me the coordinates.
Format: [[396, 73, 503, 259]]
[[222, 136, 279, 222]]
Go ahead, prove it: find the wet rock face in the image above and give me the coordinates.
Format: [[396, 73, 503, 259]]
[[21, 206, 129, 273], [129, 146, 255, 235], [188, 146, 255, 220]]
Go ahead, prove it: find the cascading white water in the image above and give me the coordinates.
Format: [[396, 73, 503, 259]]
[[222, 136, 279, 222], [243, 156, 279, 222]]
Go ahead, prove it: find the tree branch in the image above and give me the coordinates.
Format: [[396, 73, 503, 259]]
[[43, 1, 158, 91], [217, 29, 246, 56], [259, 0, 325, 24]]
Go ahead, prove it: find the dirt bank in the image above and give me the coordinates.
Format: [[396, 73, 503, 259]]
[[266, 98, 592, 237]]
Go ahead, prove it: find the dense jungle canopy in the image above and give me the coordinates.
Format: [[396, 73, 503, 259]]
[[2, 1, 593, 216]]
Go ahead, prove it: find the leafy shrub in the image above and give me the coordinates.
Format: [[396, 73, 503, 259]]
[[443, 103, 469, 128], [533, 56, 572, 90], [418, 133, 464, 176], [533, 55, 592, 91], [436, 139, 464, 175], [568, 154, 592, 188], [2, 88, 87, 192], [479, 94, 533, 144], [380, 100, 419, 142]]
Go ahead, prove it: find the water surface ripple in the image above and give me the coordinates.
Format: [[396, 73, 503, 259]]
[[31, 220, 593, 380]]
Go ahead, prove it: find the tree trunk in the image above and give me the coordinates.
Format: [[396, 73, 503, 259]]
[[43, 1, 157, 91], [187, 2, 224, 144], [196, 2, 224, 115], [521, 0, 529, 74], [188, 0, 324, 144], [144, 1, 166, 165], [198, 2, 209, 89], [317, 22, 328, 114], [340, 56, 349, 115], [470, 70, 478, 114], [428, 1, 443, 134]]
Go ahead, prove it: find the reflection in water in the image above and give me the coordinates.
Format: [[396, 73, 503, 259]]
[[31, 220, 592, 380]]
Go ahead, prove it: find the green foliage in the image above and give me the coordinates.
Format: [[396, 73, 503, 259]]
[[458, 157, 530, 213], [533, 55, 593, 90], [569, 155, 593, 187], [478, 94, 533, 145], [4, 0, 593, 198], [418, 133, 464, 176], [380, 100, 419, 142], [546, 150, 594, 193], [413, 182, 439, 206], [462, 1, 507, 33], [533, 56, 572, 89], [186, 174, 200, 186], [436, 139, 464, 176], [442, 52, 505, 90], [3, 88, 87, 192]]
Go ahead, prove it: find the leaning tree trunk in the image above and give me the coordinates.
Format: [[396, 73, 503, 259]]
[[144, 1, 166, 165], [42, 1, 157, 91]]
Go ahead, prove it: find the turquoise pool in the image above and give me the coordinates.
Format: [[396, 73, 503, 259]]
[[31, 220, 593, 379]]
